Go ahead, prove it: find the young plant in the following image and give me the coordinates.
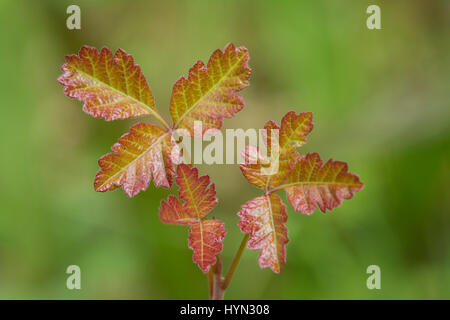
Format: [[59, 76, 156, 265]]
[[58, 44, 363, 299]]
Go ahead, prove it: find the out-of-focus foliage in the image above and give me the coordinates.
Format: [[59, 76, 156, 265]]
[[0, 0, 448, 299]]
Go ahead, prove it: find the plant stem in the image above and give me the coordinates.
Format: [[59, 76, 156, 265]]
[[207, 234, 249, 299], [221, 233, 250, 290], [208, 267, 214, 299], [210, 256, 224, 300]]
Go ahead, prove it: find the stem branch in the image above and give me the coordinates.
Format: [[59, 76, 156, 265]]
[[207, 234, 249, 299], [222, 233, 250, 290]]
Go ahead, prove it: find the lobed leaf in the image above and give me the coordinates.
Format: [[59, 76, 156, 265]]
[[239, 145, 272, 189], [159, 164, 218, 223], [94, 123, 178, 197], [159, 165, 224, 273], [159, 195, 198, 225], [282, 153, 364, 215], [237, 193, 288, 273], [58, 46, 157, 121], [279, 111, 313, 149], [238, 111, 363, 273], [176, 164, 218, 220], [240, 111, 313, 190], [170, 43, 251, 136], [188, 220, 226, 273]]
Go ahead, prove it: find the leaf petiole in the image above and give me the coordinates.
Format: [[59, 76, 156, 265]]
[[153, 111, 171, 131]]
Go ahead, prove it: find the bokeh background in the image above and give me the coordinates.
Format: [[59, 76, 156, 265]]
[[0, 0, 448, 299]]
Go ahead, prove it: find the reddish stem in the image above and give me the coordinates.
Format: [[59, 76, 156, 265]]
[[209, 256, 224, 300], [208, 234, 249, 299]]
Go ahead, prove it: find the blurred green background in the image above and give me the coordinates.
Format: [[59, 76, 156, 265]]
[[0, 0, 449, 299]]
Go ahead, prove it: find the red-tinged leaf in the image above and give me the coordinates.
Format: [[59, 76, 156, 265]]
[[159, 164, 218, 225], [282, 153, 364, 215], [94, 123, 177, 197], [238, 193, 288, 273], [159, 165, 224, 273], [58, 46, 158, 121], [159, 195, 198, 225], [188, 220, 226, 273], [239, 145, 271, 189], [170, 43, 251, 136], [240, 111, 313, 190], [278, 111, 313, 152], [175, 164, 218, 220], [240, 144, 300, 190]]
